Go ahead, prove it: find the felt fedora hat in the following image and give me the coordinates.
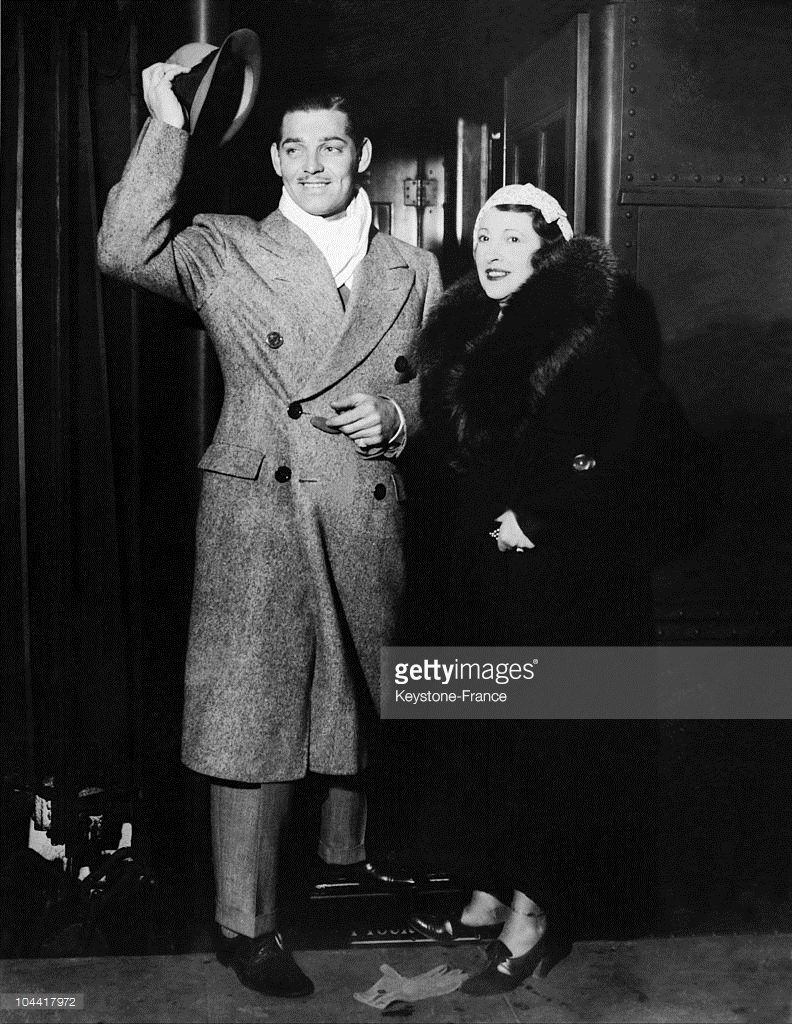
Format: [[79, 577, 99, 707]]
[[168, 28, 261, 146]]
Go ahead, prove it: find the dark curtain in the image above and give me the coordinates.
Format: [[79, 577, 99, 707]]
[[1, 1, 143, 800], [1, 0, 277, 945]]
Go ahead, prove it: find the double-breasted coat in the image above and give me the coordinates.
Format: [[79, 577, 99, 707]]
[[98, 119, 442, 782]]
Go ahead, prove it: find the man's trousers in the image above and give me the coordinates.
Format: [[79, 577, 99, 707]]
[[211, 776, 366, 937]]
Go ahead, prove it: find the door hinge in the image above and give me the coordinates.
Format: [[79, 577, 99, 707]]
[[403, 178, 439, 207]]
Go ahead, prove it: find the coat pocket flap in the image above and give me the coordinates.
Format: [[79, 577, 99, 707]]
[[198, 442, 265, 479]]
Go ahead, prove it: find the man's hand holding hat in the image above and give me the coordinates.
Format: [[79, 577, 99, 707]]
[[142, 63, 191, 129], [142, 30, 261, 146]]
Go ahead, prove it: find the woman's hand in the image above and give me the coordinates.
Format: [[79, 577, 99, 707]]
[[142, 62, 191, 129], [494, 510, 535, 552]]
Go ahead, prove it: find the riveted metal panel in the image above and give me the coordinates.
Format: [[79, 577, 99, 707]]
[[636, 206, 792, 349], [619, 1, 792, 194], [584, 2, 792, 636], [636, 204, 792, 619]]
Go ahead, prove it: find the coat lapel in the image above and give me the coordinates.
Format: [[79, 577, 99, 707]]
[[255, 212, 345, 360], [303, 231, 415, 395]]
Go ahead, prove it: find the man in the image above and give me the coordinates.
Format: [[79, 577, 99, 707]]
[[98, 61, 441, 997]]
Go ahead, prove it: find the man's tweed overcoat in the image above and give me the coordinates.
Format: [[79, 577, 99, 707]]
[[98, 119, 442, 782]]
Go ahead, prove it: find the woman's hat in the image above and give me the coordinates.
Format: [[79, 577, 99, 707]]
[[168, 29, 261, 146], [474, 183, 574, 242]]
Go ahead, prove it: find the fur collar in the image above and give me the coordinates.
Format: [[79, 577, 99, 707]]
[[419, 236, 620, 467]]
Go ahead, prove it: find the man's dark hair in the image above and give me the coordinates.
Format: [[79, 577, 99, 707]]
[[274, 93, 366, 153]]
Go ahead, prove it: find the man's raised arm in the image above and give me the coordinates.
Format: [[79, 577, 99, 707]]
[[97, 62, 224, 309]]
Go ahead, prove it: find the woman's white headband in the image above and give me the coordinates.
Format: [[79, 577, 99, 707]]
[[473, 183, 574, 243]]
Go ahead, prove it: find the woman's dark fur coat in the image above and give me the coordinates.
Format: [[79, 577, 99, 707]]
[[414, 236, 697, 645]]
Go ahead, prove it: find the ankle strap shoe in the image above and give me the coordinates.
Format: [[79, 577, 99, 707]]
[[461, 933, 572, 995]]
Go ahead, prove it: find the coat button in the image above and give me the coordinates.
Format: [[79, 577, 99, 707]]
[[394, 355, 410, 373], [374, 483, 387, 500], [274, 465, 292, 482], [572, 453, 596, 472], [288, 401, 303, 419], [267, 331, 284, 349]]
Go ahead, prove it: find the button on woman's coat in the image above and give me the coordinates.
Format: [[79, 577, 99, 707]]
[[98, 119, 442, 782]]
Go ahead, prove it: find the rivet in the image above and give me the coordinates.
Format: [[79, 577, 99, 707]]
[[625, 211, 633, 219], [629, 86, 637, 94], [630, 15, 638, 22], [630, 38, 638, 46], [694, 174, 701, 182], [628, 130, 636, 138], [761, 175, 767, 183], [628, 108, 636, 115], [626, 154, 634, 161], [716, 175, 724, 183], [738, 175, 745, 183], [671, 173, 679, 181], [626, 173, 633, 181], [650, 173, 657, 181], [784, 176, 790, 183], [629, 62, 637, 69], [625, 241, 633, 248]]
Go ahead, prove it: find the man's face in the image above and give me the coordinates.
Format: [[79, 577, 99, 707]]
[[270, 108, 372, 219]]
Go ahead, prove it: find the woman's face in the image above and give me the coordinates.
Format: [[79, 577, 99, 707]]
[[474, 209, 543, 301]]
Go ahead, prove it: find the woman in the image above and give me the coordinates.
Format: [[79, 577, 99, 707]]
[[407, 184, 685, 994]]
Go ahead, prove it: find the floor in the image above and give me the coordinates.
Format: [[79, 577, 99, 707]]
[[2, 932, 792, 1023]]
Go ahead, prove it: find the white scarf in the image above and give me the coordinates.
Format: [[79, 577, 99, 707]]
[[278, 186, 372, 288]]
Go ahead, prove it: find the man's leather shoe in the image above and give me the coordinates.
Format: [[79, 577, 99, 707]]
[[352, 858, 417, 887], [320, 858, 417, 888], [408, 910, 503, 945], [216, 930, 313, 997]]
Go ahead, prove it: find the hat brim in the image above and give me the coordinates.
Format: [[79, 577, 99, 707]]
[[190, 29, 262, 146]]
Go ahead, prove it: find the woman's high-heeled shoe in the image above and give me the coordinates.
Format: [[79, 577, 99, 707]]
[[460, 931, 572, 995], [407, 910, 503, 946]]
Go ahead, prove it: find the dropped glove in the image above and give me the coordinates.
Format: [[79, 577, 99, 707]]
[[353, 962, 468, 1009]]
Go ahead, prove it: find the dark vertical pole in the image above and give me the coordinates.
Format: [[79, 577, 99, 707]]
[[184, 0, 228, 462], [51, 10, 75, 853], [588, 3, 623, 242], [14, 13, 35, 792], [76, 21, 130, 770], [126, 14, 145, 794], [572, 13, 589, 236], [191, 0, 228, 46], [180, 0, 229, 940], [415, 152, 425, 250]]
